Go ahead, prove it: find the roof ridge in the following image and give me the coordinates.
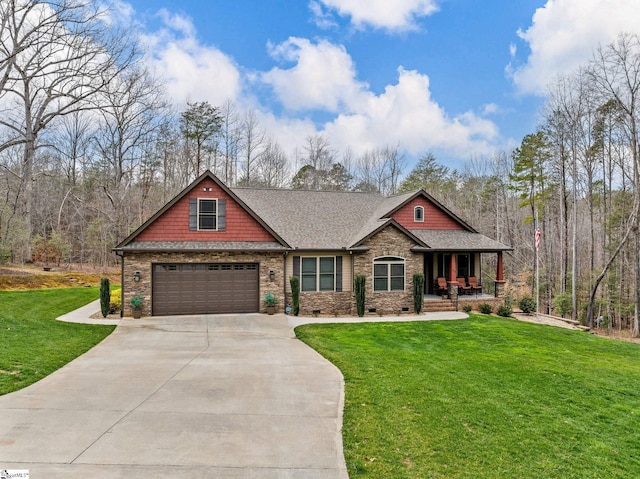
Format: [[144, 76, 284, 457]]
[[231, 186, 384, 195]]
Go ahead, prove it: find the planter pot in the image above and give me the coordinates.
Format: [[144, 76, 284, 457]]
[[266, 305, 276, 315], [132, 309, 142, 319]]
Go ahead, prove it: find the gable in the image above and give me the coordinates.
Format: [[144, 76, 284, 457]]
[[135, 177, 277, 242], [390, 196, 465, 231]]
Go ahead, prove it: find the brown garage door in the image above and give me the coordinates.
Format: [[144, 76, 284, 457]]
[[152, 263, 259, 315]]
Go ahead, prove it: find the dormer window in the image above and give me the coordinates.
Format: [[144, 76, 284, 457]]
[[414, 206, 424, 222]]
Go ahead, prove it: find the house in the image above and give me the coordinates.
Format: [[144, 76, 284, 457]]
[[114, 170, 511, 317]]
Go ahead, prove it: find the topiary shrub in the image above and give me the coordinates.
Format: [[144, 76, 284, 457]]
[[479, 303, 493, 314], [413, 273, 425, 314], [518, 295, 536, 314], [354, 274, 366, 317], [462, 304, 472, 313], [100, 277, 110, 318], [497, 303, 513, 317], [290, 276, 300, 316], [109, 289, 122, 314]]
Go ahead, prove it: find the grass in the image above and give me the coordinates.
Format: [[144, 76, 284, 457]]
[[296, 316, 640, 478], [0, 288, 115, 395]]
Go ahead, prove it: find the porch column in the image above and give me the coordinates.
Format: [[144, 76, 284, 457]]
[[448, 253, 458, 300], [495, 251, 505, 298]]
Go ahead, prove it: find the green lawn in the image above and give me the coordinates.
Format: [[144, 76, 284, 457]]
[[296, 316, 640, 478], [0, 288, 115, 395]]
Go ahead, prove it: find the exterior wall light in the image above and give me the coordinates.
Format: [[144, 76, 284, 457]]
[[133, 271, 141, 282], [269, 270, 275, 281]]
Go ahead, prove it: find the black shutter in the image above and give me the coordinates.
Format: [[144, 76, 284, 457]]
[[218, 199, 226, 231], [293, 256, 300, 277], [189, 198, 197, 230], [335, 256, 343, 291]]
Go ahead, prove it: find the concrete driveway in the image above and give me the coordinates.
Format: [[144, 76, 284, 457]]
[[0, 312, 348, 478]]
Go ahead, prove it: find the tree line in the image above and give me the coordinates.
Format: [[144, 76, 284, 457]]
[[2, 2, 640, 332]]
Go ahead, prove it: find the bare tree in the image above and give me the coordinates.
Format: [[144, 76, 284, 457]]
[[238, 109, 265, 186], [0, 0, 136, 261], [93, 65, 168, 241], [588, 33, 640, 333], [253, 138, 289, 188], [219, 100, 240, 185]]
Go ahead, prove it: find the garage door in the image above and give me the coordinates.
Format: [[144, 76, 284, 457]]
[[152, 263, 259, 315]]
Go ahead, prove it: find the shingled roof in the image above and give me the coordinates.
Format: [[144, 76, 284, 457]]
[[233, 186, 511, 252], [232, 187, 386, 250], [115, 170, 511, 253]]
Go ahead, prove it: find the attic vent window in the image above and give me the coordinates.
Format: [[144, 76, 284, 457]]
[[414, 206, 424, 222]]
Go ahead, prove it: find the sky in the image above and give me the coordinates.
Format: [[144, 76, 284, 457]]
[[115, 0, 640, 172]]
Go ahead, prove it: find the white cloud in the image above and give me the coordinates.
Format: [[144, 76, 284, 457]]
[[262, 37, 368, 112], [141, 10, 241, 107], [260, 38, 499, 158], [124, 5, 501, 164], [322, 68, 499, 157], [510, 0, 640, 95], [314, 0, 439, 31]]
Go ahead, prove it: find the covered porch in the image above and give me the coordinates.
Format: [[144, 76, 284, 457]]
[[409, 229, 511, 312], [422, 250, 506, 300]]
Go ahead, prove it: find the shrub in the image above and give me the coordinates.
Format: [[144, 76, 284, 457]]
[[462, 304, 472, 313], [100, 277, 110, 318], [109, 289, 122, 314], [290, 276, 300, 316], [479, 303, 493, 314], [130, 295, 144, 310], [518, 295, 537, 314], [354, 274, 366, 317], [497, 303, 513, 317], [413, 273, 425, 314], [263, 291, 278, 306], [553, 292, 572, 318]]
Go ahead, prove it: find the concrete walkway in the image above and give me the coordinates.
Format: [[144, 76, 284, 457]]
[[0, 310, 348, 478]]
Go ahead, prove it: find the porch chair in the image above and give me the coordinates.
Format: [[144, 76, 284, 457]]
[[437, 277, 449, 297], [468, 276, 482, 295], [457, 277, 472, 295]]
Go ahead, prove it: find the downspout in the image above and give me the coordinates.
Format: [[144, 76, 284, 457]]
[[116, 250, 124, 318], [283, 251, 288, 313]]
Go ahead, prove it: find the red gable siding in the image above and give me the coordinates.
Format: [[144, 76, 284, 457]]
[[390, 196, 464, 230], [136, 178, 276, 242]]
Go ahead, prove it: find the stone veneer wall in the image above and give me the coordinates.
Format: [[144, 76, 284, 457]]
[[297, 291, 354, 316], [122, 251, 284, 317], [352, 226, 423, 315]]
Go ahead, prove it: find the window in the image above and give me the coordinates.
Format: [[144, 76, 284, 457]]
[[301, 257, 335, 292], [414, 206, 424, 222], [373, 257, 405, 292], [198, 199, 217, 230]]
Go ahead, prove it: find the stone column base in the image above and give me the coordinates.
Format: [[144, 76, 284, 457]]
[[494, 280, 505, 298], [448, 282, 458, 300]]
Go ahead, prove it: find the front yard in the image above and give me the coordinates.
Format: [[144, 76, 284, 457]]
[[0, 288, 115, 395], [296, 316, 640, 478]]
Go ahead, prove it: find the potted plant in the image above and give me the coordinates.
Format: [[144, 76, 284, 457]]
[[130, 294, 144, 318], [263, 292, 279, 315]]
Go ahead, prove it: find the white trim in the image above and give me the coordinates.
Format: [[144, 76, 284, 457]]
[[414, 205, 425, 222], [372, 256, 405, 292], [197, 198, 218, 231]]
